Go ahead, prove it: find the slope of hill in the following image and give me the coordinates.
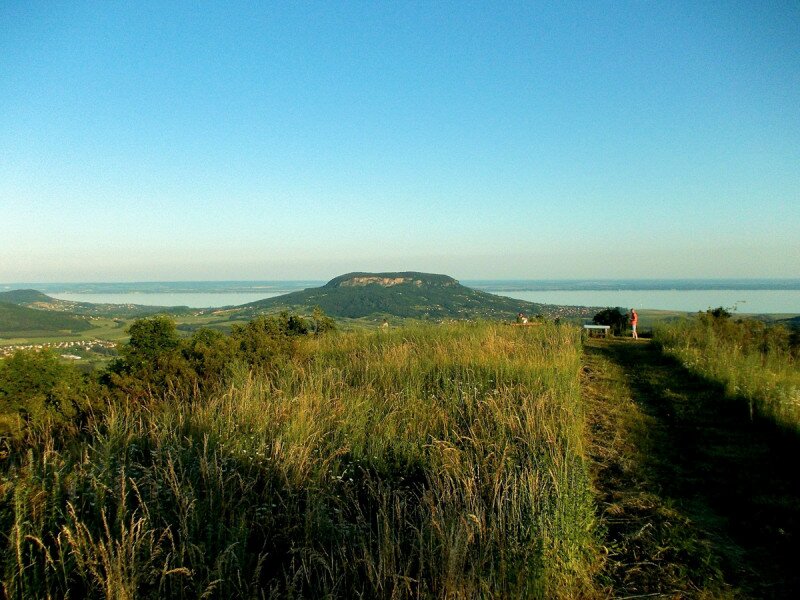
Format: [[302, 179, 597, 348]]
[[0, 289, 58, 305], [779, 315, 800, 329], [0, 302, 92, 335], [0, 288, 188, 318], [238, 271, 594, 320]]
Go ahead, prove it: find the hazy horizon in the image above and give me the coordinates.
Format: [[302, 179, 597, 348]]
[[3, 278, 798, 314], [2, 3, 798, 281], [4, 277, 799, 289], [4, 276, 800, 284]]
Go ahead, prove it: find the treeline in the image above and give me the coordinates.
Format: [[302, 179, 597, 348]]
[[655, 309, 800, 432], [0, 310, 335, 441]]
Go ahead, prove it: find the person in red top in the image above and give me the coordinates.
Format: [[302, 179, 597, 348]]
[[630, 309, 639, 339]]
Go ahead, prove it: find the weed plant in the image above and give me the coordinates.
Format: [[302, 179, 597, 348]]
[[0, 322, 599, 599], [654, 313, 800, 431]]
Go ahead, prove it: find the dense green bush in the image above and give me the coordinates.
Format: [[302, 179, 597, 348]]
[[0, 350, 97, 439], [1, 311, 336, 441], [103, 311, 335, 403], [104, 315, 195, 402], [592, 307, 629, 335]]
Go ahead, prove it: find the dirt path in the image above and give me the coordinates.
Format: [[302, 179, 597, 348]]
[[584, 338, 800, 599]]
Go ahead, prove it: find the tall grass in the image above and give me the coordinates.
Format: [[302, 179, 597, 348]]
[[1, 322, 599, 598], [654, 315, 800, 431]]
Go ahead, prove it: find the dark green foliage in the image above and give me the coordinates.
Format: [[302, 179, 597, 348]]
[[104, 315, 193, 402], [706, 306, 731, 319], [182, 327, 234, 385], [229, 312, 309, 370], [781, 315, 800, 329], [104, 311, 334, 401], [312, 306, 336, 334], [0, 289, 56, 304], [0, 308, 336, 437], [0, 350, 96, 437], [593, 307, 629, 335], [121, 315, 182, 369], [0, 302, 91, 334]]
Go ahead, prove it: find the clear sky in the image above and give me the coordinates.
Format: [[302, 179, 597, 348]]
[[1, 1, 798, 282]]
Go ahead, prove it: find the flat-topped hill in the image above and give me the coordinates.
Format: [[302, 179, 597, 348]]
[[239, 271, 586, 320], [324, 272, 458, 288]]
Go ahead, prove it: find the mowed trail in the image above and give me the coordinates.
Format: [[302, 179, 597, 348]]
[[584, 338, 800, 599]]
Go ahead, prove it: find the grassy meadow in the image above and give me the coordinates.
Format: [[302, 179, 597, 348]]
[[0, 322, 600, 599], [655, 312, 800, 432]]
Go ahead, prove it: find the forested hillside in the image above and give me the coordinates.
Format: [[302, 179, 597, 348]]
[[240, 271, 593, 320], [0, 302, 92, 334]]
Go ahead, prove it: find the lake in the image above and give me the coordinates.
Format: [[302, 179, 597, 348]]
[[483, 289, 800, 314], [49, 291, 287, 308], [6, 280, 799, 314], [7, 281, 320, 309]]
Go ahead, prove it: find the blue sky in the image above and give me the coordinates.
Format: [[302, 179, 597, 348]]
[[1, 1, 798, 281]]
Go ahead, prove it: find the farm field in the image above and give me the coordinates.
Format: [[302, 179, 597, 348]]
[[0, 304, 703, 354], [0, 314, 250, 358], [0, 317, 127, 346]]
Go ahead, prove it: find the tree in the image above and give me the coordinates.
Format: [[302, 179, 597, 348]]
[[311, 307, 335, 335], [0, 350, 93, 437], [105, 315, 193, 401], [592, 307, 629, 336], [707, 306, 731, 319], [182, 327, 234, 388], [230, 315, 295, 369], [121, 315, 181, 370]]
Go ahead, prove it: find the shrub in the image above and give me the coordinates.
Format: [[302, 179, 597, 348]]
[[0, 350, 96, 438], [593, 308, 629, 336], [104, 316, 195, 402], [104, 311, 336, 402]]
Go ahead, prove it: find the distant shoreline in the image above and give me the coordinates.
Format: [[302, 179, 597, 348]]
[[1, 280, 798, 314], [2, 278, 800, 295], [466, 279, 800, 292]]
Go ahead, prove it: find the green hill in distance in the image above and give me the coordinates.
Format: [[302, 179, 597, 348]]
[[236, 271, 596, 320], [0, 288, 189, 318], [779, 315, 800, 329], [0, 289, 57, 305], [0, 302, 92, 335]]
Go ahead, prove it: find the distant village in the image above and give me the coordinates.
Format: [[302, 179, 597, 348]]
[[0, 339, 117, 359]]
